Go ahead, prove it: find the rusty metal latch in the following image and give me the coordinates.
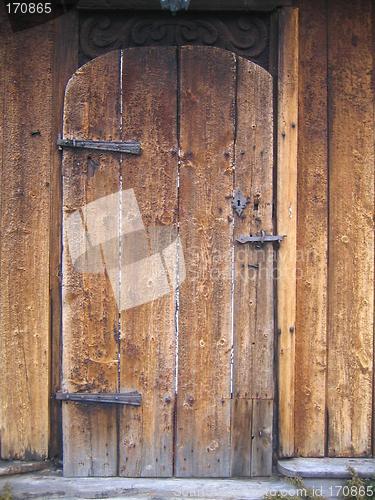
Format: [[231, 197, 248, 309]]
[[55, 391, 142, 406], [57, 137, 141, 155], [236, 230, 285, 246]]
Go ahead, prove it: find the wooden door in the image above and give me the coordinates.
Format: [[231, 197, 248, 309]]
[[61, 46, 274, 478]]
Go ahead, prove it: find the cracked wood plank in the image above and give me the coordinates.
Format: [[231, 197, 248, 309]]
[[118, 47, 178, 478], [231, 57, 273, 476], [294, 0, 328, 458], [277, 6, 298, 458], [327, 0, 374, 457], [175, 46, 235, 477], [62, 51, 121, 476], [0, 11, 54, 460]]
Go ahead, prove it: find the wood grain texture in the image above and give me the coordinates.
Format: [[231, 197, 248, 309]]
[[251, 399, 273, 476], [176, 46, 235, 478], [0, 16, 54, 460], [231, 58, 273, 476], [0, 4, 6, 459], [294, 0, 328, 458], [231, 398, 253, 476], [277, 6, 298, 458], [50, 9, 79, 459], [62, 51, 121, 475], [373, 6, 375, 460], [327, 0, 374, 457], [119, 47, 178, 477]]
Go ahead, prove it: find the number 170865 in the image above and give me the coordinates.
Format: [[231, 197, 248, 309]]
[[330, 484, 374, 497], [6, 3, 52, 14]]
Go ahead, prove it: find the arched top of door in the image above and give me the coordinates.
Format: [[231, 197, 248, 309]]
[[65, 46, 273, 107]]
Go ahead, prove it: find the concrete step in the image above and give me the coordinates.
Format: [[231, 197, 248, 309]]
[[0, 472, 348, 500], [0, 460, 51, 476], [278, 457, 375, 478]]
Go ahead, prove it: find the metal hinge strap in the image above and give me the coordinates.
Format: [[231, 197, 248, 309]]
[[57, 138, 141, 155], [55, 391, 142, 406], [236, 231, 285, 245]]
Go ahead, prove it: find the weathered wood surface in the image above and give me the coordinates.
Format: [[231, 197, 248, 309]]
[[176, 46, 235, 477], [277, 6, 299, 458], [1, 0, 373, 465], [119, 47, 178, 477], [294, 0, 328, 457], [60, 45, 276, 478], [50, 8, 79, 459], [327, 0, 374, 457], [231, 58, 273, 476], [62, 51, 121, 476], [0, 14, 54, 460], [251, 399, 273, 476]]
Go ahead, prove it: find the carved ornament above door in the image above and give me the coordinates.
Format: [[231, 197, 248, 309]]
[[79, 11, 271, 69]]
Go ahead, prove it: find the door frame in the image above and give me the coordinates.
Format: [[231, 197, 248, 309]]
[[50, 3, 299, 462]]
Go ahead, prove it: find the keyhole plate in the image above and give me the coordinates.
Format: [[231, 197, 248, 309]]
[[231, 188, 249, 217]]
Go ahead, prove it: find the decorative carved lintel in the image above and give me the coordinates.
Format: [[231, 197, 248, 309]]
[[79, 12, 270, 69]]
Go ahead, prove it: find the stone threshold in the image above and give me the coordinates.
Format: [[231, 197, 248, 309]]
[[1, 458, 374, 499], [0, 460, 51, 477], [0, 471, 348, 500], [278, 457, 375, 479]]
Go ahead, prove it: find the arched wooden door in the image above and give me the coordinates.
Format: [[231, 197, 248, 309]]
[[60, 46, 274, 478]]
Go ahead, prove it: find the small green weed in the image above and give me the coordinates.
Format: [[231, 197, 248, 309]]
[[0, 484, 12, 500], [343, 467, 375, 500]]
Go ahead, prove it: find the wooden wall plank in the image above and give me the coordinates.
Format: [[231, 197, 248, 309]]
[[0, 16, 54, 460], [176, 46, 235, 478], [231, 58, 273, 476], [277, 6, 299, 458], [0, 5, 6, 459], [294, 0, 328, 457], [62, 51, 121, 475], [231, 399, 253, 476], [119, 47, 178, 477], [327, 0, 374, 457], [49, 9, 79, 459], [251, 399, 273, 476], [373, 4, 375, 460]]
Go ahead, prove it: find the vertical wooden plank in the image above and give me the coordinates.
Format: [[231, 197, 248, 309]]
[[294, 0, 328, 458], [0, 17, 54, 460], [277, 6, 298, 458], [119, 47, 178, 477], [231, 399, 253, 476], [0, 4, 6, 458], [50, 9, 78, 459], [0, 8, 5, 159], [327, 0, 374, 457], [176, 46, 235, 478], [373, 5, 375, 460], [251, 399, 273, 476], [231, 59, 273, 476], [62, 51, 121, 475]]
